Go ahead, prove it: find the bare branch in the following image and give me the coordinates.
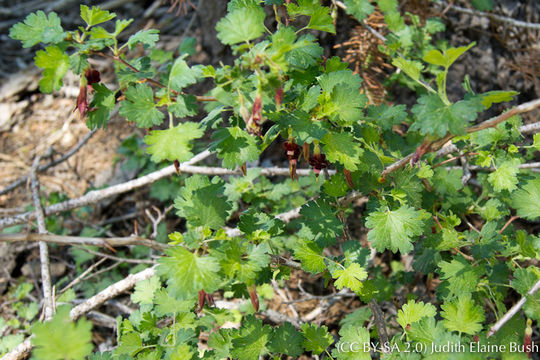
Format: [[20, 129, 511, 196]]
[[69, 266, 156, 320], [382, 98, 540, 177], [368, 299, 390, 352], [0, 150, 212, 229], [487, 279, 540, 338], [30, 157, 54, 321], [520, 121, 540, 135], [442, 2, 540, 30], [0, 233, 167, 251]]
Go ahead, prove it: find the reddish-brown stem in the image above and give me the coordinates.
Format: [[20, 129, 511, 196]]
[[94, 51, 216, 102], [498, 215, 520, 234]]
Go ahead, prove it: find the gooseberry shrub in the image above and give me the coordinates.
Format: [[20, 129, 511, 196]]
[[8, 0, 540, 359]]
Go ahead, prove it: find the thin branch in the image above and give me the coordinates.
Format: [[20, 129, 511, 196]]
[[95, 52, 216, 102], [0, 233, 167, 251], [442, 2, 540, 30], [519, 121, 540, 135], [69, 266, 156, 320], [30, 157, 54, 321], [0, 150, 212, 229], [75, 247, 156, 265], [59, 258, 107, 295], [382, 98, 540, 177], [487, 279, 540, 338], [368, 299, 390, 353], [498, 215, 520, 234], [0, 129, 98, 196]]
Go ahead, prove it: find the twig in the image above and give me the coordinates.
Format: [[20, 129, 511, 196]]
[[382, 98, 540, 177], [144, 205, 174, 239], [487, 279, 540, 338], [59, 258, 107, 295], [519, 121, 540, 135], [0, 129, 98, 196], [0, 150, 212, 229], [0, 233, 167, 251], [368, 299, 390, 353], [498, 215, 520, 234], [75, 247, 156, 265], [69, 266, 156, 320], [442, 2, 540, 30], [271, 279, 300, 319], [95, 52, 216, 102], [30, 157, 54, 321]]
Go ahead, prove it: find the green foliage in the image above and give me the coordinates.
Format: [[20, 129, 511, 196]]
[[34, 45, 69, 93], [9, 11, 65, 48], [158, 246, 221, 298], [32, 306, 93, 360], [365, 205, 429, 253], [8, 1, 540, 358], [119, 84, 164, 127], [144, 122, 204, 163], [441, 295, 485, 335]]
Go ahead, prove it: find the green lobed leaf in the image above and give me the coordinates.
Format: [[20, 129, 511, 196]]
[[80, 5, 116, 27], [34, 45, 70, 93], [332, 325, 371, 360], [397, 299, 436, 330], [9, 11, 65, 48], [410, 93, 485, 137], [294, 239, 326, 274], [511, 179, 540, 220], [119, 83, 164, 128], [169, 57, 203, 91], [392, 57, 423, 82], [32, 305, 93, 360], [441, 295, 485, 335], [216, 4, 266, 45], [301, 323, 333, 355], [211, 127, 260, 169], [157, 246, 221, 298], [487, 159, 520, 192], [127, 29, 159, 49], [332, 262, 368, 294], [131, 276, 160, 305], [268, 322, 304, 357], [231, 315, 272, 360], [322, 132, 363, 171], [365, 205, 429, 254], [174, 176, 232, 230], [423, 43, 475, 69], [87, 83, 115, 129], [343, 0, 375, 22], [144, 122, 204, 163], [299, 199, 343, 247]]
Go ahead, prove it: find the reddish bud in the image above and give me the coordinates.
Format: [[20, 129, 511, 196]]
[[85, 68, 101, 85], [343, 169, 354, 188], [75, 85, 89, 118], [275, 86, 283, 109], [247, 94, 263, 135], [174, 159, 180, 174], [525, 319, 532, 358], [411, 141, 430, 166], [248, 285, 259, 312], [283, 139, 301, 180], [205, 292, 215, 307], [240, 163, 247, 176], [197, 290, 206, 313], [473, 335, 479, 343], [309, 153, 329, 177], [303, 143, 310, 162]]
